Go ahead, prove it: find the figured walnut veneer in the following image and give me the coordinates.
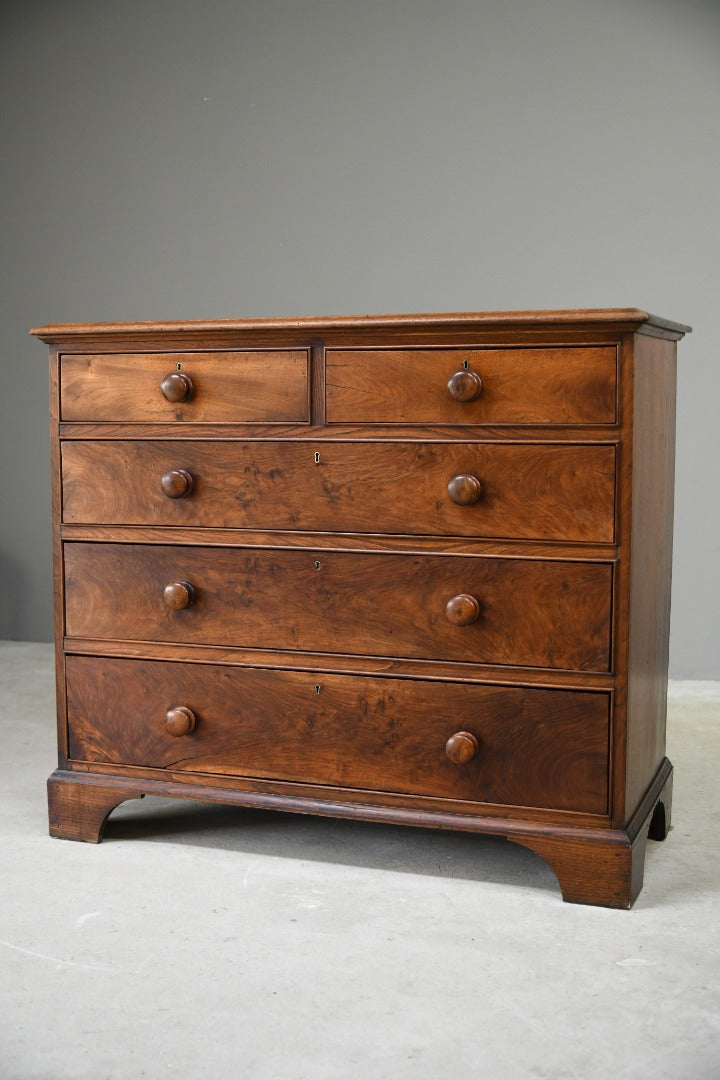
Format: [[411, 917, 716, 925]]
[[63, 542, 613, 671], [61, 440, 616, 542]]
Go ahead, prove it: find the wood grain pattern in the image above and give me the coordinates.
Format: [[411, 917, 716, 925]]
[[513, 762, 673, 907], [52, 756, 672, 836], [60, 351, 310, 423], [49, 347, 69, 766], [64, 542, 613, 672], [45, 329, 631, 353], [58, 421, 622, 443], [608, 331, 678, 828], [63, 637, 616, 691], [31, 307, 691, 343], [48, 771, 144, 842], [310, 341, 326, 426], [60, 523, 618, 562], [624, 334, 677, 816], [45, 766, 609, 846], [65, 655, 610, 813], [61, 440, 616, 543], [326, 347, 617, 424], [608, 332, 635, 825], [58, 759, 609, 826]]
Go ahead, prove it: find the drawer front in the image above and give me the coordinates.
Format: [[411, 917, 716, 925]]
[[66, 655, 610, 814], [62, 440, 616, 543], [326, 346, 617, 425], [64, 543, 613, 672], [60, 351, 310, 423]]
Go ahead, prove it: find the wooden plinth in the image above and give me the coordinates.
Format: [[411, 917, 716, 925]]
[[47, 762, 672, 909]]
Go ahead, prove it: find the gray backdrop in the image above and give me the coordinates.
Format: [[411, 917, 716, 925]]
[[1, 0, 718, 677]]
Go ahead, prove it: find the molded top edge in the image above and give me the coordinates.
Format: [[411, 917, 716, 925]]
[[29, 307, 691, 342]]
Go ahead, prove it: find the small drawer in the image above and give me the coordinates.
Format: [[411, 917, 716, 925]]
[[62, 439, 616, 544], [64, 543, 613, 672], [66, 655, 610, 814], [60, 351, 310, 423], [326, 346, 617, 425]]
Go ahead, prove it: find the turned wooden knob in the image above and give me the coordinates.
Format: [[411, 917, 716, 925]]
[[448, 474, 482, 505], [165, 706, 196, 737], [445, 731, 479, 764], [447, 369, 483, 402], [445, 594, 480, 626], [160, 371, 193, 402], [161, 468, 194, 499], [163, 581, 195, 610]]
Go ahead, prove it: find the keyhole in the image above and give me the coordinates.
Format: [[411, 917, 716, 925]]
[[314, 684, 321, 695], [314, 560, 321, 570], [177, 362, 182, 370], [314, 452, 320, 464], [462, 359, 469, 370]]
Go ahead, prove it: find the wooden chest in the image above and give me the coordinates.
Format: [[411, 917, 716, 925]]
[[32, 308, 690, 907]]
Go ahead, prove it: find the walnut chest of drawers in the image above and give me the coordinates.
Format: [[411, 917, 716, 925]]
[[32, 308, 690, 907]]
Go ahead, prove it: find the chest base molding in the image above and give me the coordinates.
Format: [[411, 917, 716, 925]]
[[47, 759, 672, 909]]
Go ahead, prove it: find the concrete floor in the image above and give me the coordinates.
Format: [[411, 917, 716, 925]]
[[1, 642, 718, 1080]]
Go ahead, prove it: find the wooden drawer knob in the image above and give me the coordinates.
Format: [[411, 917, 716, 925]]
[[445, 731, 479, 764], [161, 468, 194, 499], [448, 474, 482, 505], [445, 594, 480, 626], [447, 370, 482, 402], [165, 706, 196, 737], [163, 581, 195, 610], [160, 371, 193, 402]]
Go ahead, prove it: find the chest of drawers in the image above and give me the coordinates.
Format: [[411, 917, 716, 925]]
[[32, 308, 690, 907]]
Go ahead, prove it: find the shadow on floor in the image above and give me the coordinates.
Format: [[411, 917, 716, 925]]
[[105, 795, 563, 895]]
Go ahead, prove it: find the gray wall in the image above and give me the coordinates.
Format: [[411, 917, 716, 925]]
[[1, 0, 718, 677]]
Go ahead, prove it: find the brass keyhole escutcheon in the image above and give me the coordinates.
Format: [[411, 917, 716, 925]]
[[314, 451, 320, 464], [314, 684, 321, 695], [314, 560, 321, 570], [462, 359, 469, 369]]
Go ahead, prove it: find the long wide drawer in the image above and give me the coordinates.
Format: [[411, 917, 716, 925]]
[[64, 543, 613, 671], [61, 440, 616, 543], [326, 346, 617, 425], [65, 655, 610, 814], [60, 351, 310, 423]]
